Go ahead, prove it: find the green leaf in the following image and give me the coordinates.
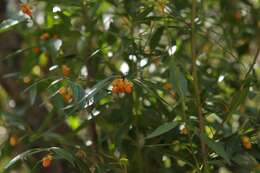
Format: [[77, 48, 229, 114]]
[[68, 81, 86, 108], [52, 148, 76, 167], [201, 133, 231, 164], [29, 85, 37, 105], [149, 26, 164, 50], [63, 76, 115, 112], [4, 148, 49, 171], [146, 122, 178, 139], [4, 147, 87, 172], [232, 153, 258, 168], [0, 48, 30, 62], [132, 79, 172, 107], [169, 57, 188, 97], [137, 7, 154, 19], [0, 18, 26, 34], [224, 86, 249, 123]]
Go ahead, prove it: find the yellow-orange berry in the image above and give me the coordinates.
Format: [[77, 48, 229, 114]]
[[112, 79, 118, 86], [40, 33, 50, 41], [242, 136, 252, 149], [163, 83, 173, 91], [58, 86, 67, 95], [20, 4, 32, 17], [23, 76, 31, 84], [62, 65, 71, 77], [180, 127, 189, 135], [9, 135, 17, 146], [117, 79, 124, 88], [42, 154, 53, 168]]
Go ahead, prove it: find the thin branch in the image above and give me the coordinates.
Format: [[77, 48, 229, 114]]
[[191, 0, 208, 172], [244, 47, 260, 80]]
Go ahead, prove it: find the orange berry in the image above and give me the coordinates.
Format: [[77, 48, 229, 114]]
[[20, 4, 32, 17], [119, 86, 126, 93], [40, 33, 50, 41], [9, 135, 17, 146], [58, 86, 67, 95], [163, 83, 173, 91], [112, 86, 119, 93], [234, 11, 241, 21], [64, 93, 73, 103], [124, 84, 133, 94], [62, 65, 71, 77], [243, 141, 252, 149], [242, 136, 252, 149], [112, 78, 133, 94], [42, 154, 53, 168], [33, 47, 41, 54]]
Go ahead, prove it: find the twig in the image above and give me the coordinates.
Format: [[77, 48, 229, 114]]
[[190, 0, 208, 172], [244, 47, 260, 80]]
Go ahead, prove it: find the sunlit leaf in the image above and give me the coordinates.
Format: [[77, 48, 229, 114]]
[[0, 18, 26, 34]]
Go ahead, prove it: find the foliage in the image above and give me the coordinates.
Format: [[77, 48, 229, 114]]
[[0, 0, 259, 172]]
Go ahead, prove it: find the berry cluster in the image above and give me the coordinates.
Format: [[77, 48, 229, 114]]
[[61, 65, 71, 77], [242, 136, 252, 149], [20, 4, 32, 17], [163, 82, 177, 99], [112, 78, 133, 94], [58, 86, 73, 103]]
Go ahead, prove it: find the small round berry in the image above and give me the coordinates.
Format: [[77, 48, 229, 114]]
[[180, 127, 189, 135], [58, 87, 67, 95], [40, 33, 50, 41], [33, 47, 41, 54], [242, 136, 252, 149], [112, 86, 119, 93], [42, 154, 53, 168], [163, 83, 173, 91], [64, 93, 73, 103], [62, 65, 71, 77], [20, 4, 32, 17], [124, 84, 133, 94], [23, 76, 32, 84], [9, 135, 17, 146]]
